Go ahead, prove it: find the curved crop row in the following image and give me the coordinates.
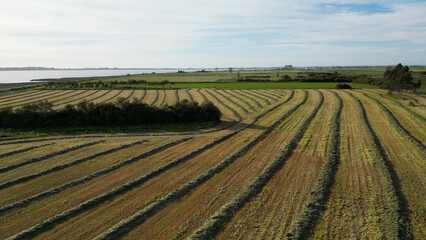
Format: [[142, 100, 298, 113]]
[[51, 90, 100, 106], [4, 90, 295, 239], [97, 90, 123, 104], [240, 89, 271, 106], [203, 89, 242, 121], [196, 88, 208, 101], [252, 90, 279, 102], [0, 143, 54, 159], [0, 91, 49, 103], [0, 140, 147, 191], [357, 91, 425, 152], [188, 90, 323, 240], [79, 90, 112, 104], [0, 138, 192, 216], [0, 140, 104, 174], [213, 90, 249, 114], [363, 89, 426, 123], [91, 91, 308, 240], [175, 89, 180, 103], [0, 90, 66, 107], [136, 89, 147, 103], [185, 89, 194, 101], [233, 90, 263, 108], [224, 90, 256, 111], [348, 92, 410, 239], [148, 90, 159, 106], [285, 91, 342, 239], [158, 90, 166, 106]]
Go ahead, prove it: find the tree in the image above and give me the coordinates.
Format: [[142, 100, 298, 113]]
[[384, 63, 418, 97]]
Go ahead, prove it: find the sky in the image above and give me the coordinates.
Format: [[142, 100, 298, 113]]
[[0, 0, 425, 68]]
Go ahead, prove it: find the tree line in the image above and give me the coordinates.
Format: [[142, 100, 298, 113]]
[[0, 98, 221, 129]]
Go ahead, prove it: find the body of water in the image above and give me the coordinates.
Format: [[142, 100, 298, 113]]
[[0, 69, 193, 83]]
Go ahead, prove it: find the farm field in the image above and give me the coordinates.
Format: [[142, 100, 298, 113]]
[[0, 88, 425, 239]]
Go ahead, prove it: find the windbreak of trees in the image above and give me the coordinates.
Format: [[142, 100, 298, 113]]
[[0, 98, 221, 129]]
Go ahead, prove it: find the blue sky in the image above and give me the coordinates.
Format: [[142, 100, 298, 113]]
[[0, 0, 425, 68]]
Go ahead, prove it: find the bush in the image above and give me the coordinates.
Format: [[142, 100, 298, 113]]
[[335, 83, 352, 89]]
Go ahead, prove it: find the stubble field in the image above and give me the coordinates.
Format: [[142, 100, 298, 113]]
[[0, 88, 424, 239]]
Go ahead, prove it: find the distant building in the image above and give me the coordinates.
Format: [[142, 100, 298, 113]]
[[284, 65, 293, 70]]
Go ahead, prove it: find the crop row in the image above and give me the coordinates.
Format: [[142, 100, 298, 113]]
[[348, 92, 408, 239], [91, 90, 307, 239], [238, 90, 269, 106], [0, 143, 54, 159], [0, 140, 104, 174], [0, 140, 147, 191], [357, 91, 425, 153], [0, 90, 65, 107], [0, 138, 192, 217], [224, 90, 256, 111], [202, 89, 242, 121], [185, 89, 194, 101], [188, 90, 323, 240], [285, 90, 342, 239], [213, 90, 250, 114]]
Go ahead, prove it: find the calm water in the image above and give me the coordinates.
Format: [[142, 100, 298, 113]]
[[0, 69, 190, 83]]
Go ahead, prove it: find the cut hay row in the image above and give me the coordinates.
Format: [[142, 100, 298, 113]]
[[285, 90, 342, 239], [311, 91, 401, 239], [103, 90, 133, 103], [32, 91, 296, 239], [348, 92, 409, 239], [352, 92, 425, 239], [224, 90, 256, 111], [187, 90, 321, 240], [185, 89, 194, 101], [0, 143, 54, 159], [251, 89, 279, 102], [51, 90, 99, 106], [0, 90, 67, 107], [197, 88, 208, 101], [135, 89, 146, 102], [91, 91, 308, 240], [0, 90, 41, 101], [232, 89, 265, 108], [202, 89, 242, 121], [0, 90, 52, 103], [40, 90, 90, 106], [0, 140, 147, 192], [52, 90, 111, 109], [148, 89, 159, 106], [363, 89, 426, 123], [356, 91, 425, 152], [175, 89, 180, 103], [71, 90, 113, 105], [154, 89, 166, 107], [213, 91, 332, 240], [209, 89, 249, 116], [213, 90, 250, 114], [0, 138, 192, 217], [239, 89, 270, 106], [0, 90, 62, 105], [0, 141, 104, 174], [97, 90, 123, 104]]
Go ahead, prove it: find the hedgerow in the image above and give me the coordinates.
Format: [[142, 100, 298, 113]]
[[0, 98, 221, 129]]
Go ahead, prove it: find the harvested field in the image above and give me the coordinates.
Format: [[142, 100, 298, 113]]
[[0, 88, 424, 240]]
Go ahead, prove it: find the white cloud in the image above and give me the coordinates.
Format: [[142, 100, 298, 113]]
[[0, 0, 425, 67]]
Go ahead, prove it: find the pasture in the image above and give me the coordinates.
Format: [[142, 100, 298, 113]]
[[0, 88, 424, 239]]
